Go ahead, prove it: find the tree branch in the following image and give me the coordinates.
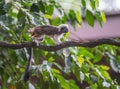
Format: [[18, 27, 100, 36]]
[[0, 39, 120, 51]]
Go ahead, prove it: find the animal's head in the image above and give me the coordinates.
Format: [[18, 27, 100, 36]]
[[57, 24, 69, 33]]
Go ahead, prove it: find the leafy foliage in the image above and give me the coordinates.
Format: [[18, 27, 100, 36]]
[[0, 0, 119, 89]]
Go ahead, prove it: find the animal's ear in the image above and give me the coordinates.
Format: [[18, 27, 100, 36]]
[[28, 28, 34, 33]]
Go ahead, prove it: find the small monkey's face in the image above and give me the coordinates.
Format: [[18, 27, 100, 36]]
[[60, 26, 69, 33], [58, 24, 69, 33]]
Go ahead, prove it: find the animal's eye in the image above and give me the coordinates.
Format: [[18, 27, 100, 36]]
[[62, 27, 65, 29]]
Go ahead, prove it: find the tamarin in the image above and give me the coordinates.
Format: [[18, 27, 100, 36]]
[[28, 24, 69, 44], [23, 24, 69, 82]]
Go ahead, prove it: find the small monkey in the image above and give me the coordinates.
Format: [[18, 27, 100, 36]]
[[23, 24, 69, 82], [28, 24, 69, 44]]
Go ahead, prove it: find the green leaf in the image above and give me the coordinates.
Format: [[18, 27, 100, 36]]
[[62, 15, 67, 23], [111, 85, 119, 89], [44, 14, 52, 19], [100, 65, 109, 71], [0, 15, 13, 26], [63, 32, 70, 41], [90, 83, 98, 89], [68, 9, 76, 21], [68, 80, 79, 89], [78, 48, 94, 58], [51, 17, 61, 25], [9, 7, 19, 18], [93, 50, 102, 63], [30, 3, 39, 12], [56, 75, 70, 89], [95, 12, 102, 27], [48, 57, 55, 62], [82, 64, 90, 73], [45, 5, 54, 15], [16, 81, 28, 89], [20, 0, 32, 7], [101, 11, 106, 23], [85, 10, 94, 27], [3, 2, 12, 13], [71, 64, 81, 80], [0, 1, 6, 15], [68, 9, 76, 27], [52, 68, 61, 74], [76, 10, 82, 24], [77, 55, 84, 67], [49, 78, 61, 89], [99, 69, 111, 80], [95, 0, 99, 7], [38, 1, 45, 13], [90, 0, 96, 9], [82, 0, 86, 8], [44, 35, 54, 45], [17, 9, 25, 19], [117, 56, 120, 63]]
